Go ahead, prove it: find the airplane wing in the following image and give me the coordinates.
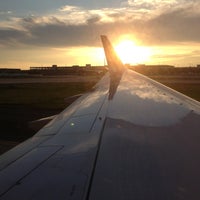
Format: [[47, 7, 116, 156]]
[[0, 36, 200, 200]]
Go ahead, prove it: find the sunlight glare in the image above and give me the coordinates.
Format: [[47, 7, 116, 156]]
[[115, 40, 152, 64]]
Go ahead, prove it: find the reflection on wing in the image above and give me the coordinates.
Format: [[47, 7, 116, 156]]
[[107, 70, 194, 127], [0, 35, 200, 200]]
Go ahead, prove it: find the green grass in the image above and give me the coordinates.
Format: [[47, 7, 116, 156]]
[[0, 82, 96, 109]]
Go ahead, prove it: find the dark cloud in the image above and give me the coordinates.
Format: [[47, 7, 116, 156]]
[[22, 21, 132, 47], [0, 15, 133, 47], [143, 7, 200, 44], [107, 12, 128, 19], [0, 28, 27, 46], [0, 5, 200, 48], [87, 15, 101, 24]]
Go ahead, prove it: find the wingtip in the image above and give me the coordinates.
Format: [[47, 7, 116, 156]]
[[100, 35, 125, 73], [100, 35, 106, 38], [100, 35, 108, 44]]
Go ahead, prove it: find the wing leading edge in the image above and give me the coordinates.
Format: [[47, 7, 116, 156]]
[[0, 36, 200, 200]]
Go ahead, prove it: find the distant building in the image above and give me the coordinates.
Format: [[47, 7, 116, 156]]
[[85, 64, 92, 69], [29, 64, 107, 75], [30, 65, 58, 70], [130, 64, 175, 76], [0, 68, 21, 73], [52, 65, 57, 70], [0, 68, 27, 77]]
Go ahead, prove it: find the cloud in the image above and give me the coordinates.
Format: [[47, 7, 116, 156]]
[[87, 15, 101, 24], [121, 0, 178, 11], [0, 28, 28, 46], [0, 10, 12, 15], [0, 1, 200, 48], [143, 3, 200, 44], [59, 5, 80, 12]]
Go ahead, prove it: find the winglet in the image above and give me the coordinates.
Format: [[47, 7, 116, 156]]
[[101, 35, 125, 100], [101, 35, 125, 75]]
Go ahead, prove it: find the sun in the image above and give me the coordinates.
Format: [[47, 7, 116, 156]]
[[115, 40, 152, 64]]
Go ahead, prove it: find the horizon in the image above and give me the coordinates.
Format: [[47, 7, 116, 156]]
[[1, 63, 200, 71]]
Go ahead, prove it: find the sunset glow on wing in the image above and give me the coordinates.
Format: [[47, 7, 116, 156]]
[[115, 40, 152, 64]]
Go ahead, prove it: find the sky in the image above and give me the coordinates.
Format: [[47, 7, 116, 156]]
[[0, 0, 200, 69]]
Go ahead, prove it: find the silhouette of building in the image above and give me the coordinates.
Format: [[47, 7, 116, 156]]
[[29, 64, 107, 75]]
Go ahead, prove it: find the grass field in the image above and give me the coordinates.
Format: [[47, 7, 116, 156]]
[[0, 75, 200, 154], [0, 82, 96, 110]]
